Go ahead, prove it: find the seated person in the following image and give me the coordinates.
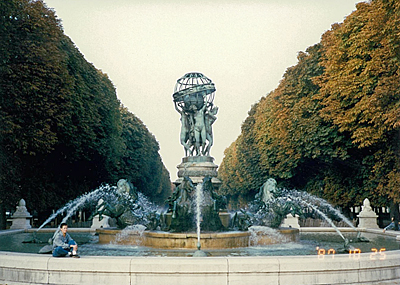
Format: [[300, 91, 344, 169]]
[[383, 217, 399, 232], [52, 222, 79, 258]]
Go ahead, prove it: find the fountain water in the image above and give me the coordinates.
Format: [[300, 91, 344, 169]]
[[300, 200, 345, 241], [224, 177, 374, 253], [248, 225, 289, 246], [193, 183, 208, 256], [249, 179, 361, 232], [284, 189, 357, 230], [37, 186, 108, 231], [195, 183, 203, 248], [37, 181, 160, 234], [113, 225, 146, 244]]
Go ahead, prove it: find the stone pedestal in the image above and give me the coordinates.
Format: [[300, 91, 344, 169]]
[[281, 213, 300, 228], [10, 199, 32, 229], [91, 215, 111, 229], [91, 198, 112, 229], [174, 156, 221, 187], [164, 213, 172, 228], [219, 212, 231, 228], [357, 198, 379, 229]]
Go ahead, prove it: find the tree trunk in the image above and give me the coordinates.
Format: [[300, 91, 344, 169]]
[[0, 202, 6, 230]]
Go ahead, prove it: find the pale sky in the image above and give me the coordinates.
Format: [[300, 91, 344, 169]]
[[44, 0, 364, 181]]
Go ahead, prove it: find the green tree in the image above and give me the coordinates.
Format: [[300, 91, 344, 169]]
[[0, 0, 171, 228], [115, 107, 171, 203], [0, 0, 72, 225]]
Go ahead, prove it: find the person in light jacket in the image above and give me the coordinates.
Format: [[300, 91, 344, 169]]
[[52, 222, 79, 258]]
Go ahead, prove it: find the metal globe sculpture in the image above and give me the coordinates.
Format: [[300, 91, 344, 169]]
[[172, 72, 218, 157], [173, 72, 216, 112]]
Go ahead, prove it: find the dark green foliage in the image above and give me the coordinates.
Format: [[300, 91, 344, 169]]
[[116, 107, 171, 203], [1, 0, 74, 218], [0, 0, 171, 228]]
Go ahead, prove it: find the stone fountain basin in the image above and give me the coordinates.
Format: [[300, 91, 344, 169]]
[[96, 228, 299, 249], [0, 228, 399, 284]]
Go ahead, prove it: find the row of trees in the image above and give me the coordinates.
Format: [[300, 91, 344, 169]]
[[0, 0, 171, 228], [218, 0, 400, 216]]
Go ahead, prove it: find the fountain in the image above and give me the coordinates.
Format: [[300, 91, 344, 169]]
[[1, 180, 399, 284], [93, 72, 373, 253], [96, 73, 251, 249], [33, 72, 370, 251], [1, 72, 399, 285], [96, 73, 300, 250]]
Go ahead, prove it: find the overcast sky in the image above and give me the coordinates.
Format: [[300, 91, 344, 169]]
[[44, 0, 364, 181]]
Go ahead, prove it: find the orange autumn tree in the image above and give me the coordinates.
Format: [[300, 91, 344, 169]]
[[317, 0, 400, 203], [256, 44, 363, 207], [219, 100, 270, 206], [218, 0, 400, 212], [218, 140, 242, 205]]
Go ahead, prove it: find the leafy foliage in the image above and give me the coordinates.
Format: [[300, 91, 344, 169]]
[[0, 0, 171, 228], [116, 107, 171, 203], [218, 0, 400, 208]]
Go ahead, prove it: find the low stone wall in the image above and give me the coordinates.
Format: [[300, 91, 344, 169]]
[[0, 250, 399, 285]]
